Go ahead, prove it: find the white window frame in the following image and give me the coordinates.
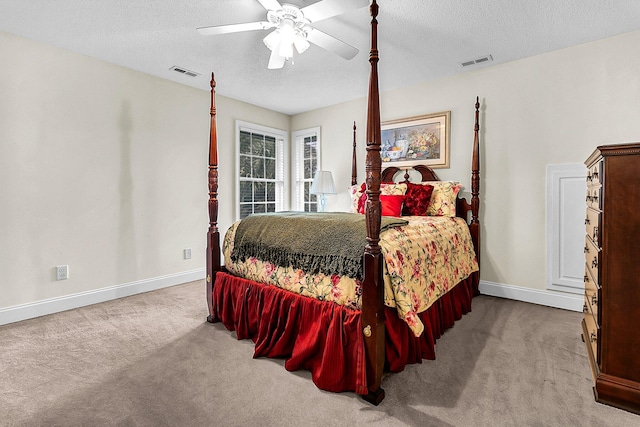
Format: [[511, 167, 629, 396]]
[[292, 127, 321, 211], [235, 120, 289, 220]]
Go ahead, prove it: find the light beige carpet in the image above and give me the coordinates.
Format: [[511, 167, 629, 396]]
[[1, 280, 639, 427]]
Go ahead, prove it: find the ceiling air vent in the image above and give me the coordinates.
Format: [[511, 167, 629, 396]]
[[460, 55, 493, 68], [170, 66, 200, 77]]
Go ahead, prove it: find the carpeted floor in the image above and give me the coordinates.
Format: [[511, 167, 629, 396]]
[[1, 280, 639, 426]]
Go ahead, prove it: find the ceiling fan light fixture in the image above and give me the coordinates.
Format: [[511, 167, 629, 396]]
[[279, 19, 296, 43], [263, 29, 280, 51], [293, 31, 310, 54], [276, 19, 296, 58], [264, 18, 309, 61], [278, 39, 294, 59], [261, 6, 313, 63]]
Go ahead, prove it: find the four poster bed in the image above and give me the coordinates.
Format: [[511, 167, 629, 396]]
[[205, 1, 481, 405]]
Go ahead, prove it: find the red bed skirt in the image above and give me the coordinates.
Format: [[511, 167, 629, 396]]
[[210, 271, 477, 395]]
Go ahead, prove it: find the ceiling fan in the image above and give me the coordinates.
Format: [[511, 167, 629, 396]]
[[197, 0, 370, 69]]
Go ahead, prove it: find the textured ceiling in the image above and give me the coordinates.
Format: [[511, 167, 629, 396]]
[[2, 0, 640, 115]]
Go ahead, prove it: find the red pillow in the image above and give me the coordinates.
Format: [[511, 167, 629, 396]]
[[357, 182, 401, 214], [380, 195, 405, 217], [402, 183, 434, 216]]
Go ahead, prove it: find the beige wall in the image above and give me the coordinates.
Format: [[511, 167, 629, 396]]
[[292, 29, 640, 293], [2, 27, 640, 314], [0, 31, 288, 311]]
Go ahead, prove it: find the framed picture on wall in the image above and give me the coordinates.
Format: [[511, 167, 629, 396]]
[[381, 111, 450, 168]]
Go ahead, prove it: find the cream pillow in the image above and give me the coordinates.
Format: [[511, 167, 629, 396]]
[[422, 181, 462, 217]]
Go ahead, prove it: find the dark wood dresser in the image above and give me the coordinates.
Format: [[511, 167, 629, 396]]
[[582, 142, 640, 414]]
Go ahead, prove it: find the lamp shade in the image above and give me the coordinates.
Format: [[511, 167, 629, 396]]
[[310, 171, 336, 195]]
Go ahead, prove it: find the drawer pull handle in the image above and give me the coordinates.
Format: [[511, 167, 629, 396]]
[[592, 226, 598, 239], [593, 172, 599, 179], [584, 246, 589, 253], [584, 275, 589, 283], [583, 304, 588, 313], [585, 217, 591, 225], [586, 195, 591, 202], [590, 331, 597, 343], [586, 174, 592, 182], [591, 295, 597, 306], [592, 195, 598, 202], [592, 258, 598, 269]]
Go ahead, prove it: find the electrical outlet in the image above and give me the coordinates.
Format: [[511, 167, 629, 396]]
[[56, 265, 69, 280], [184, 248, 192, 260]]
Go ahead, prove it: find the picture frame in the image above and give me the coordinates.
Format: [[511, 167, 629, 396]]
[[381, 111, 450, 168]]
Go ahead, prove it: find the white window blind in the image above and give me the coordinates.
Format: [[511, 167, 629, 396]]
[[236, 121, 287, 220], [292, 127, 320, 212]]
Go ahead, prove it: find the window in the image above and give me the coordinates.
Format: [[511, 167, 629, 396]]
[[292, 127, 320, 212], [236, 121, 287, 220]]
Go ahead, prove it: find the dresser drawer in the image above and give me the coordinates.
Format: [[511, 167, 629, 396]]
[[584, 263, 599, 291], [586, 185, 602, 210], [584, 236, 600, 285], [585, 289, 599, 327], [584, 263, 600, 327], [584, 207, 601, 247], [587, 160, 602, 185], [583, 308, 599, 363]]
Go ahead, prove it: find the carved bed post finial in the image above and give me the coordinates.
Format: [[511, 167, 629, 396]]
[[206, 72, 221, 322], [352, 121, 358, 186], [361, 0, 385, 406]]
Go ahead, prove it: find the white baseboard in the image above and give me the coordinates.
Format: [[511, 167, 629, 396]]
[[0, 269, 205, 326], [479, 280, 583, 312], [1, 273, 581, 326]]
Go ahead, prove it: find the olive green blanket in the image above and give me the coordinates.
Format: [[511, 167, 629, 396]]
[[230, 212, 408, 280]]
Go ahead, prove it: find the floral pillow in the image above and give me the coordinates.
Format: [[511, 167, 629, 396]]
[[351, 182, 407, 214], [402, 182, 434, 216], [423, 181, 462, 217], [348, 184, 362, 213]]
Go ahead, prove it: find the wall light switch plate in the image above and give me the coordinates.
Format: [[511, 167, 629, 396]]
[[184, 248, 192, 260]]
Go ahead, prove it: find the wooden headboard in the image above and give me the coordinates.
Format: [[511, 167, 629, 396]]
[[380, 164, 440, 182]]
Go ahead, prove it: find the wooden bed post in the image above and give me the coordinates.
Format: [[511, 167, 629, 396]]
[[470, 97, 481, 280], [453, 97, 481, 293], [206, 73, 221, 323], [361, 0, 385, 405], [351, 121, 358, 185]]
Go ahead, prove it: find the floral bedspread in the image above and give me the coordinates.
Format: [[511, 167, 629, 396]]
[[223, 215, 478, 336]]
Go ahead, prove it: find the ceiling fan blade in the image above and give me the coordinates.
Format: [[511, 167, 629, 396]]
[[256, 0, 282, 11], [306, 27, 359, 60], [268, 47, 286, 69], [301, 0, 370, 23], [197, 21, 272, 36]]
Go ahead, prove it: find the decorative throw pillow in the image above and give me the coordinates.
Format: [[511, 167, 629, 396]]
[[349, 184, 362, 213], [424, 181, 462, 217], [380, 195, 405, 217], [356, 183, 407, 214], [402, 182, 434, 216]]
